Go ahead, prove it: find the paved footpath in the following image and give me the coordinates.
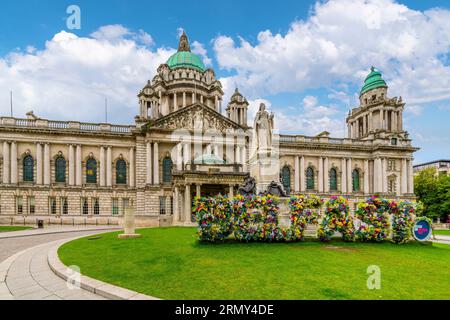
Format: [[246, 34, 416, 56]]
[[0, 227, 120, 300]]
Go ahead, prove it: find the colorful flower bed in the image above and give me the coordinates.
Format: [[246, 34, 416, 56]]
[[318, 196, 355, 242], [194, 195, 234, 242], [355, 196, 392, 242]]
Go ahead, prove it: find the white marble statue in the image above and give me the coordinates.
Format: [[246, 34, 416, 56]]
[[253, 103, 274, 152]]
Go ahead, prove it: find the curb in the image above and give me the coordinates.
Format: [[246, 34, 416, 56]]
[[0, 227, 122, 240], [47, 235, 160, 300]]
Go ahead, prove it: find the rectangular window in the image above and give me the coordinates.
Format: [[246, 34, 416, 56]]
[[61, 197, 68, 215], [16, 196, 23, 214], [112, 198, 119, 215], [81, 198, 89, 215], [28, 196, 35, 215], [93, 198, 100, 215], [169, 197, 173, 215], [49, 197, 57, 215], [159, 197, 166, 215], [122, 198, 129, 215]]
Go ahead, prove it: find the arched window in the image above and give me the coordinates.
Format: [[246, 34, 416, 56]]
[[163, 157, 173, 183], [116, 159, 127, 184], [306, 167, 314, 190], [23, 155, 34, 182], [329, 168, 337, 191], [55, 157, 66, 183], [86, 158, 97, 184], [352, 169, 360, 192], [281, 166, 290, 193]]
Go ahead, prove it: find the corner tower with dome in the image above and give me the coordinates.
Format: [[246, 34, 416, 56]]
[[0, 33, 418, 228]]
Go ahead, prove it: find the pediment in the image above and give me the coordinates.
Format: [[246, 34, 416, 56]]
[[150, 103, 243, 133]]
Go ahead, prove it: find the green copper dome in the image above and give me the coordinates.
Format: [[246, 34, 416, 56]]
[[360, 67, 387, 96], [166, 31, 205, 72], [167, 51, 205, 72]]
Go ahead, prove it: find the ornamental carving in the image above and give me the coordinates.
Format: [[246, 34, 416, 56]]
[[152, 105, 241, 133]]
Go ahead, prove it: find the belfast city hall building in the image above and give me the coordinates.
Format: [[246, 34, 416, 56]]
[[0, 33, 418, 226]]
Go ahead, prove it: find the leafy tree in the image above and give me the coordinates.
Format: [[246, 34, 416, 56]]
[[414, 168, 450, 222]]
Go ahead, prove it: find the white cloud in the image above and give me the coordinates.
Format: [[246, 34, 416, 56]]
[[192, 41, 212, 67], [213, 0, 450, 109], [0, 26, 173, 124]]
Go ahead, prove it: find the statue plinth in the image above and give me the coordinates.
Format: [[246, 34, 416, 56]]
[[250, 148, 280, 194], [118, 206, 141, 239]]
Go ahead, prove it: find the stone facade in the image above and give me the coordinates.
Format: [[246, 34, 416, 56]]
[[0, 34, 418, 226]]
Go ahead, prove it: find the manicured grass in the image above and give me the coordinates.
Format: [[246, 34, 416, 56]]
[[59, 227, 450, 300], [434, 229, 450, 236], [0, 226, 33, 233]]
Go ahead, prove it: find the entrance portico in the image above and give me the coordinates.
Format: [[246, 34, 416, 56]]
[[172, 163, 247, 225]]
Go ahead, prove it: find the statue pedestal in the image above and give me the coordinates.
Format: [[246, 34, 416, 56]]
[[250, 148, 280, 194], [118, 206, 141, 239]]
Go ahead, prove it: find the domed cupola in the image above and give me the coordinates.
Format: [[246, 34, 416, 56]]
[[166, 32, 206, 72], [360, 66, 387, 96]]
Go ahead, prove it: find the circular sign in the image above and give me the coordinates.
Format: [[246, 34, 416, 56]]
[[413, 219, 432, 241]]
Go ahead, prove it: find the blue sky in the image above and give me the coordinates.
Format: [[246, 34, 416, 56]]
[[0, 0, 449, 165]]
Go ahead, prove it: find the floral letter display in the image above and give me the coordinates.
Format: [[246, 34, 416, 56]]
[[288, 194, 323, 241], [232, 194, 282, 242], [318, 196, 355, 242], [194, 195, 234, 242], [391, 201, 417, 244], [355, 196, 392, 242]]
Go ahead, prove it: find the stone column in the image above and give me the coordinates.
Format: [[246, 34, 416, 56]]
[[36, 143, 42, 185], [44, 143, 50, 185], [184, 184, 191, 223], [347, 158, 352, 193], [215, 96, 219, 112], [324, 157, 329, 193], [382, 158, 387, 193], [392, 112, 398, 132], [183, 92, 186, 108], [369, 112, 373, 132], [76, 145, 82, 186], [153, 142, 159, 185], [214, 145, 220, 158], [318, 157, 324, 192], [401, 158, 408, 194], [398, 111, 403, 131], [68, 144, 75, 186], [146, 142, 152, 185], [300, 156, 305, 192], [129, 147, 135, 187], [374, 157, 381, 193], [242, 146, 247, 171], [235, 146, 241, 164], [183, 143, 189, 167], [341, 158, 347, 193], [2, 142, 10, 184], [10, 142, 17, 184], [229, 185, 234, 200], [408, 159, 414, 194], [173, 93, 177, 111], [107, 146, 112, 187], [200, 95, 203, 104], [99, 146, 106, 187], [363, 159, 370, 194], [196, 184, 201, 197], [294, 156, 300, 192], [173, 186, 180, 223], [192, 92, 195, 104], [363, 116, 367, 136]]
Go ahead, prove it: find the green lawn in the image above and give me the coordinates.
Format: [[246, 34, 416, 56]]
[[59, 227, 450, 300], [434, 229, 450, 236], [0, 226, 33, 233]]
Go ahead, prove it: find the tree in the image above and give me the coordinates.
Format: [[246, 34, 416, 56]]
[[414, 168, 450, 222]]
